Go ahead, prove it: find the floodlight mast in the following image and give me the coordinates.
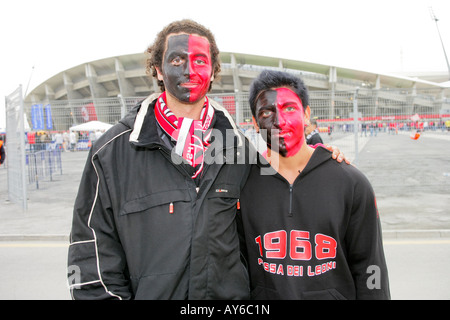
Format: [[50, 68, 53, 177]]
[[429, 7, 450, 80]]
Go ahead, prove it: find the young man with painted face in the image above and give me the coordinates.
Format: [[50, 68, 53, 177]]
[[239, 70, 390, 300], [68, 19, 253, 300]]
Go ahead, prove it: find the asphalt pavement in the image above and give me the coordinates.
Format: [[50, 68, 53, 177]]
[[0, 130, 449, 299], [0, 238, 449, 300]]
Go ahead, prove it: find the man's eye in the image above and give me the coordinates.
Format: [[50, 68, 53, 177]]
[[194, 59, 206, 65], [261, 110, 272, 118], [171, 57, 184, 66], [285, 106, 297, 112]]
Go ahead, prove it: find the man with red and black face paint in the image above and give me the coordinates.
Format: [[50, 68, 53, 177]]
[[157, 33, 213, 105], [239, 70, 390, 300], [68, 20, 251, 300], [250, 72, 315, 181], [255, 87, 309, 157]]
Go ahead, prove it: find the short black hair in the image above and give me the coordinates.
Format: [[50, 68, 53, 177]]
[[249, 70, 309, 118]]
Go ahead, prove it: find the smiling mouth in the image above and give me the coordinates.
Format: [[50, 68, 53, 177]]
[[276, 131, 292, 138], [268, 130, 289, 139], [180, 82, 200, 88]]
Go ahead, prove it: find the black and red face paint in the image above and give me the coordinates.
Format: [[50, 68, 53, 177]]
[[161, 33, 212, 103], [255, 88, 306, 157]]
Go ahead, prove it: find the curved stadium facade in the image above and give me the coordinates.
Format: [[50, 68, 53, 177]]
[[24, 52, 450, 131]]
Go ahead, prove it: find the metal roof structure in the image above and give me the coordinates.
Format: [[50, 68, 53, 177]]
[[25, 51, 450, 104]]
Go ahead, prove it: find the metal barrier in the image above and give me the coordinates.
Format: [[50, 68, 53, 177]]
[[26, 149, 63, 189], [5, 83, 450, 211], [5, 85, 28, 210], [23, 88, 450, 133], [21, 88, 450, 164]]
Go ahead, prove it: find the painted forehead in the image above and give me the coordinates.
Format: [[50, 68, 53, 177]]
[[165, 33, 211, 55], [273, 87, 302, 104], [256, 87, 302, 107]]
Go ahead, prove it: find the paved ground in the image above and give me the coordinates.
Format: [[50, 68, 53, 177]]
[[0, 238, 449, 300], [0, 130, 449, 299], [322, 130, 450, 232], [0, 150, 84, 237], [357, 131, 450, 231]]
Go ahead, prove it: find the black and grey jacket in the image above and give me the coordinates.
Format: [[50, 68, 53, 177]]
[[68, 95, 252, 299]]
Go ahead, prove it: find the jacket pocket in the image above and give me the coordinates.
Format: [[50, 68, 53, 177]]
[[120, 189, 191, 215]]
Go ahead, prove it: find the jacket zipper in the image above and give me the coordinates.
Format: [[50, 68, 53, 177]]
[[157, 146, 192, 178], [288, 184, 293, 217], [199, 145, 235, 181], [157, 146, 194, 214]]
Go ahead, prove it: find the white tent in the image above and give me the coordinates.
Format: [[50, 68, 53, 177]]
[[69, 120, 113, 132]]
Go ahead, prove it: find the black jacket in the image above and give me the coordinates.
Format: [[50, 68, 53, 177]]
[[68, 95, 252, 299], [0, 141, 5, 165], [239, 146, 390, 300], [306, 130, 323, 146]]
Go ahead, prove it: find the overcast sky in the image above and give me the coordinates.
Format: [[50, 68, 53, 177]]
[[1, 0, 449, 128]]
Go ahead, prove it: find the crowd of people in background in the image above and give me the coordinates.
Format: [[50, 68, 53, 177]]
[[24, 130, 106, 152], [9, 117, 450, 155], [312, 119, 450, 138]]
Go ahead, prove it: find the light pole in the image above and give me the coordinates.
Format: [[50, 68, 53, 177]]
[[430, 7, 450, 81]]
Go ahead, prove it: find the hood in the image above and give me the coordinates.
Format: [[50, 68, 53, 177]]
[[301, 146, 333, 176], [256, 145, 333, 178]]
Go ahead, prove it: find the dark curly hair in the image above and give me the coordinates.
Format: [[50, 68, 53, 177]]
[[146, 19, 221, 92]]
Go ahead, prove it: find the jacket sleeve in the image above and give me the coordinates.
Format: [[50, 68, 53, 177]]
[[344, 169, 391, 300], [67, 149, 132, 300]]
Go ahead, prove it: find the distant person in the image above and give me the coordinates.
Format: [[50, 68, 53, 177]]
[[69, 131, 77, 151], [95, 130, 103, 141], [361, 122, 367, 137], [410, 129, 421, 140], [0, 138, 5, 166], [55, 132, 63, 150], [63, 131, 70, 152], [305, 119, 323, 146]]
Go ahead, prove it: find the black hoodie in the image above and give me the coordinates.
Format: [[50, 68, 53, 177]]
[[239, 146, 390, 300]]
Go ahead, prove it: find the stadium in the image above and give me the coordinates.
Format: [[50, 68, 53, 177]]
[[23, 51, 450, 132]]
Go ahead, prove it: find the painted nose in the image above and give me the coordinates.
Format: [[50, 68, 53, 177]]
[[183, 60, 191, 77], [276, 111, 287, 128]]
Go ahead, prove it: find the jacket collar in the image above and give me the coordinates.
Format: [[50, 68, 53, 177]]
[[122, 94, 244, 150]]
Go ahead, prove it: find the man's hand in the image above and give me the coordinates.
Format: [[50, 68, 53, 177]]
[[324, 144, 351, 164]]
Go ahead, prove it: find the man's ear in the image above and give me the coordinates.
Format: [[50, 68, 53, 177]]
[[304, 106, 311, 124], [252, 116, 259, 133], [156, 67, 164, 81]]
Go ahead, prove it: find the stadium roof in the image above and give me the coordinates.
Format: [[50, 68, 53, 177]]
[[25, 51, 450, 103]]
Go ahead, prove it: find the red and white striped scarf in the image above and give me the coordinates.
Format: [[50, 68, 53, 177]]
[[154, 92, 215, 178]]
